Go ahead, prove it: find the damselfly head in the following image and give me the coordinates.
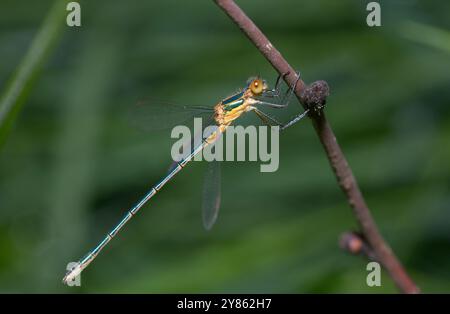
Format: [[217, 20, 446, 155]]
[[247, 77, 267, 96]]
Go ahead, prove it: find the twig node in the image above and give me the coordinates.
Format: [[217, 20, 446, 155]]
[[301, 80, 330, 114]]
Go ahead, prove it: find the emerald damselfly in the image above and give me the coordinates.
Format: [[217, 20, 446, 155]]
[[63, 74, 309, 284]]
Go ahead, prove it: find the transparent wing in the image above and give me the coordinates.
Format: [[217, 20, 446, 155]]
[[129, 100, 214, 131], [201, 159, 222, 230]]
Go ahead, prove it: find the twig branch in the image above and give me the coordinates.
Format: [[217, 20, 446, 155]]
[[214, 0, 419, 293]]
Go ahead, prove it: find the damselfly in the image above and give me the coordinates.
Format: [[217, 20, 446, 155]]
[[63, 74, 309, 284]]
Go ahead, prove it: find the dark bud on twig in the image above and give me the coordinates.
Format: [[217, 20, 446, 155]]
[[300, 80, 329, 114], [339, 231, 378, 262], [340, 231, 364, 254]]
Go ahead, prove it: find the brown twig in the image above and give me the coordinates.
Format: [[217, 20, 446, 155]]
[[214, 0, 419, 293]]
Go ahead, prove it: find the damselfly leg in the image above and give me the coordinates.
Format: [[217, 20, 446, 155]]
[[253, 108, 283, 127], [253, 107, 310, 130], [252, 72, 310, 129], [260, 71, 300, 107], [262, 71, 289, 99]]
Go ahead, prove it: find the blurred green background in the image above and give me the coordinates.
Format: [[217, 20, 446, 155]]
[[0, 0, 449, 293]]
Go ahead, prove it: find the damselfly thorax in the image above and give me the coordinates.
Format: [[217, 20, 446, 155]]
[[214, 77, 268, 130]]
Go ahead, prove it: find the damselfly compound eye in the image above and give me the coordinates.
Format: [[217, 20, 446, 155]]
[[250, 79, 264, 95]]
